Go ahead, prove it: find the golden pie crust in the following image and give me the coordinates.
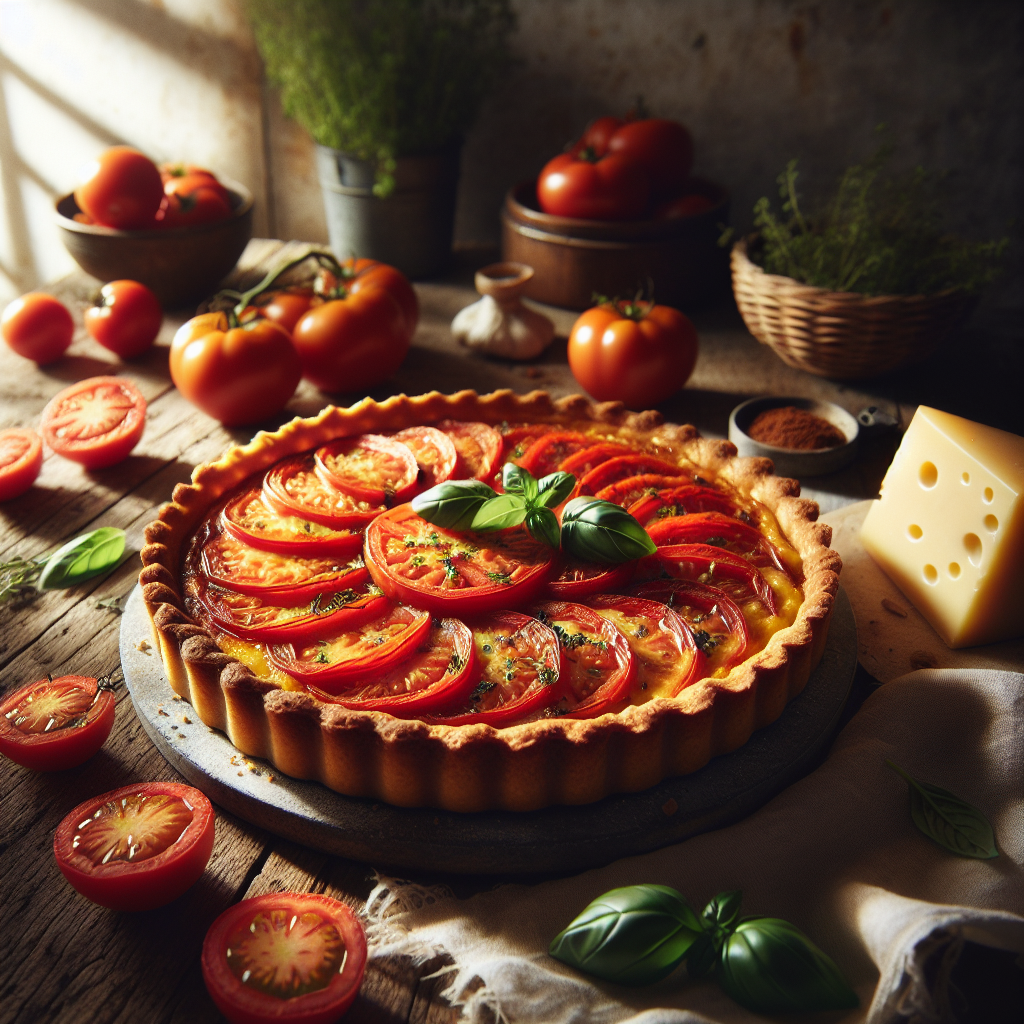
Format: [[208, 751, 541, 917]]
[[140, 390, 841, 812]]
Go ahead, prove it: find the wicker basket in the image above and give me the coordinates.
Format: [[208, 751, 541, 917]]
[[731, 238, 975, 380]]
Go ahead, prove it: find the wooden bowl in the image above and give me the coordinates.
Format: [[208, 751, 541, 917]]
[[54, 179, 254, 308], [500, 179, 730, 310]]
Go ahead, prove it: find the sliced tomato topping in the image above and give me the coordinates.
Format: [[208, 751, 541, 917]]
[[654, 542, 778, 614], [533, 601, 635, 718], [628, 484, 738, 525], [646, 511, 790, 574], [545, 557, 635, 599], [221, 485, 363, 558], [364, 504, 556, 617], [588, 594, 706, 701], [263, 454, 386, 529], [436, 419, 503, 481], [430, 611, 562, 727], [594, 473, 696, 509], [269, 603, 432, 690], [632, 578, 749, 674], [558, 442, 633, 481], [519, 431, 595, 478], [500, 424, 553, 464], [315, 433, 419, 504], [53, 782, 215, 911], [308, 618, 476, 715], [393, 425, 459, 491], [578, 454, 690, 497], [0, 674, 116, 771]]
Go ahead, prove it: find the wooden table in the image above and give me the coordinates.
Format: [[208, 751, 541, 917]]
[[2, 240, 1020, 1024]]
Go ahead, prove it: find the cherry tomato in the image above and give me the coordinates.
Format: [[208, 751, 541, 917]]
[[364, 505, 556, 617], [537, 151, 650, 221], [84, 280, 162, 358], [40, 376, 146, 469], [263, 455, 386, 529], [606, 119, 694, 200], [0, 428, 43, 501], [2, 293, 74, 364], [544, 557, 635, 599], [54, 782, 215, 911], [74, 146, 164, 229], [326, 258, 419, 338], [202, 891, 367, 1024], [568, 300, 699, 408], [393, 426, 458, 491], [431, 611, 562, 726], [0, 674, 115, 770], [315, 434, 420, 505], [436, 420, 503, 482], [170, 312, 301, 426], [578, 455, 689, 497]]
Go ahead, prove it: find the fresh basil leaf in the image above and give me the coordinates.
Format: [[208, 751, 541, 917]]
[[536, 471, 575, 508], [470, 493, 528, 532], [502, 463, 538, 502], [702, 890, 743, 932], [887, 760, 998, 859], [37, 528, 126, 591], [718, 918, 859, 1013], [684, 932, 718, 978], [560, 498, 657, 564], [525, 507, 560, 548], [411, 480, 496, 530], [550, 884, 702, 987]]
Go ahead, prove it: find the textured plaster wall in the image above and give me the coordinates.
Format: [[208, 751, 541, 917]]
[[0, 0, 1020, 305]]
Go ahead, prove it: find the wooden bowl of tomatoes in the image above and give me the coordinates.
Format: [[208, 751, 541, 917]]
[[54, 177, 253, 309]]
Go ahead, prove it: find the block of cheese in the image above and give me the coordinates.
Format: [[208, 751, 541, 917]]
[[860, 406, 1024, 648]]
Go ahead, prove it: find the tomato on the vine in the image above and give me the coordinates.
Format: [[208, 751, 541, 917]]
[[54, 782, 215, 910], [170, 312, 301, 425], [2, 293, 74, 364], [251, 288, 315, 334], [606, 118, 694, 200], [84, 280, 162, 358], [323, 258, 419, 338], [568, 299, 698, 408], [74, 146, 164, 229], [537, 151, 650, 221], [0, 428, 43, 501]]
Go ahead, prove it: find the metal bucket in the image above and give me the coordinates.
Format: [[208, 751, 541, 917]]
[[316, 144, 461, 279]]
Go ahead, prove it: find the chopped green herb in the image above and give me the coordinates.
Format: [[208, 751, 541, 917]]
[[538, 665, 557, 686], [313, 649, 330, 664], [693, 630, 718, 654], [441, 556, 459, 581], [486, 570, 512, 585], [447, 651, 465, 674], [410, 554, 426, 567], [470, 680, 495, 703], [634, 624, 649, 639]]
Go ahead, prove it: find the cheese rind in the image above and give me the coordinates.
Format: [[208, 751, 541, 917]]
[[860, 406, 1024, 649]]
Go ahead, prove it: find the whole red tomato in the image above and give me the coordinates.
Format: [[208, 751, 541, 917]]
[[74, 146, 164, 229], [606, 119, 693, 200], [537, 152, 650, 221], [571, 115, 625, 158], [84, 280, 162, 358], [156, 187, 232, 228], [326, 257, 420, 337], [2, 293, 74, 364], [653, 191, 716, 220], [250, 288, 315, 333], [170, 312, 301, 425], [567, 300, 698, 408], [163, 171, 231, 205]]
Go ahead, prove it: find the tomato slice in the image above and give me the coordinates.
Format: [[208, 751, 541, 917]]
[[268, 603, 432, 690], [594, 473, 696, 509], [364, 505, 556, 617], [633, 578, 749, 674], [315, 433, 419, 505], [0, 427, 43, 501], [545, 557, 635, 599], [588, 594, 706, 701], [533, 601, 635, 718], [518, 431, 595, 478], [578, 454, 689, 497], [202, 892, 367, 1024], [628, 484, 738, 525], [653, 542, 778, 615], [430, 611, 562, 727], [558, 442, 633, 481], [0, 674, 115, 771], [264, 454, 386, 529], [490, 425, 552, 491], [393, 425, 459, 491], [646, 511, 790, 574], [436, 419, 503, 481], [40, 375, 146, 469], [307, 617, 476, 715], [53, 782, 215, 911], [221, 486, 363, 559]]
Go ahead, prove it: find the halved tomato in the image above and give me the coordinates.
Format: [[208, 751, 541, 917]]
[[393, 425, 458, 491], [308, 617, 476, 715], [269, 603, 431, 690], [594, 473, 695, 509], [264, 454, 386, 529], [0, 427, 43, 502], [627, 484, 738, 525], [315, 433, 419, 505], [578, 454, 689, 496], [0, 674, 115, 771], [364, 505, 556, 617], [653, 542, 778, 614], [545, 557, 635, 599], [221, 486, 363, 559], [518, 431, 594, 478], [588, 594, 705, 701], [533, 601, 635, 718], [202, 891, 367, 1024], [646, 511, 790, 574], [436, 420, 502, 481], [430, 611, 562, 727], [53, 782, 215, 911]]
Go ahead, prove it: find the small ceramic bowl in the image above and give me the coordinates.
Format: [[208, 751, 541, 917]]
[[728, 396, 860, 478], [54, 178, 253, 308]]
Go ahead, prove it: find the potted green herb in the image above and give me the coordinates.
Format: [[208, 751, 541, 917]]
[[249, 0, 515, 278]]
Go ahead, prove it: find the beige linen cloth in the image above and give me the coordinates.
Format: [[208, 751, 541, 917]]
[[366, 669, 1023, 1023]]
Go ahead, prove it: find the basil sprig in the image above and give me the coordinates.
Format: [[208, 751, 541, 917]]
[[550, 886, 858, 1013], [1, 527, 127, 602], [561, 497, 657, 563], [410, 479, 496, 530], [887, 760, 998, 859]]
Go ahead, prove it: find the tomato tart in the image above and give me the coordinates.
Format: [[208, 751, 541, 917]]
[[140, 390, 840, 812]]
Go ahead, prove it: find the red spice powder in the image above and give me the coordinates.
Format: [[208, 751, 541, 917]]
[[747, 406, 847, 450]]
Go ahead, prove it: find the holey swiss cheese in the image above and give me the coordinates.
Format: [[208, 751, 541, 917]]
[[861, 406, 1024, 648]]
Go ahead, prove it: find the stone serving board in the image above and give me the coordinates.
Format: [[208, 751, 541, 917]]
[[121, 586, 857, 875]]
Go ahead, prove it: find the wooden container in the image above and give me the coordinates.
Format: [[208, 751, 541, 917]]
[[731, 238, 976, 380], [501, 179, 729, 310], [55, 180, 253, 308]]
